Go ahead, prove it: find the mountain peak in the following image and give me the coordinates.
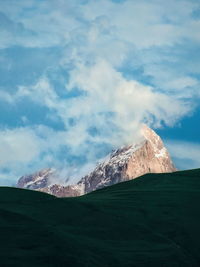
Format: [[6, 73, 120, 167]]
[[141, 123, 157, 138], [17, 126, 176, 197], [141, 124, 169, 158], [17, 168, 55, 190]]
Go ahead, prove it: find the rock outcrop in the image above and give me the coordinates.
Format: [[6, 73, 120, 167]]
[[17, 168, 55, 190]]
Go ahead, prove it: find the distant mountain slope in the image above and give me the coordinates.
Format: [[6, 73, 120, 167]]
[[1, 168, 200, 266], [17, 125, 176, 197]]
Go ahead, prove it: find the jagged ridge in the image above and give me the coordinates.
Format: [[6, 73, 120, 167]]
[[17, 125, 176, 197]]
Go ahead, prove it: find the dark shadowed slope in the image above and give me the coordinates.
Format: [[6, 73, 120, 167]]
[[1, 169, 200, 266]]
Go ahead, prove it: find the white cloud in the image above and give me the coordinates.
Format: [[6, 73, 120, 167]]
[[0, 126, 66, 183], [1, 0, 200, 96], [0, 0, 199, 51], [0, 124, 105, 185], [165, 77, 199, 90], [67, 59, 191, 132], [81, 0, 199, 48], [6, 60, 192, 150], [166, 140, 200, 170], [0, 91, 14, 103], [0, 127, 41, 167]]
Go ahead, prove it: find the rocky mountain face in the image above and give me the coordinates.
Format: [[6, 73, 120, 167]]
[[17, 168, 55, 190], [17, 125, 176, 197]]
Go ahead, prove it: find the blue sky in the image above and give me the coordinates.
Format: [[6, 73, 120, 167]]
[[0, 0, 200, 185]]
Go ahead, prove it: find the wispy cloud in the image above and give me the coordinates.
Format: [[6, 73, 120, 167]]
[[1, 60, 191, 146], [166, 140, 200, 170]]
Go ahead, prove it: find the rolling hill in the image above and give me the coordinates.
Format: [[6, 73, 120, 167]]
[[1, 169, 200, 266]]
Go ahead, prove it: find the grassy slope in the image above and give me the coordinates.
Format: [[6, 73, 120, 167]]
[[0, 169, 200, 266]]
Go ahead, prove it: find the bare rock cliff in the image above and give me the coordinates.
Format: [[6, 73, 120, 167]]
[[78, 125, 176, 194], [17, 168, 55, 190]]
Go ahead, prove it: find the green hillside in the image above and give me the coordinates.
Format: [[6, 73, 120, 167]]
[[1, 169, 200, 266]]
